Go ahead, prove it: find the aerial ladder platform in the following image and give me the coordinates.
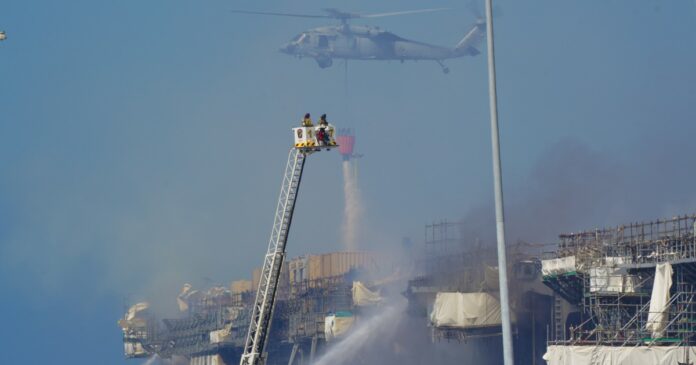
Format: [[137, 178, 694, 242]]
[[240, 123, 337, 365]]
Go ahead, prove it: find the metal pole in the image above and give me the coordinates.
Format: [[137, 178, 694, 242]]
[[484, 0, 514, 364]]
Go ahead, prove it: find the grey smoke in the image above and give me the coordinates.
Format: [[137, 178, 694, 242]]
[[460, 136, 696, 246]]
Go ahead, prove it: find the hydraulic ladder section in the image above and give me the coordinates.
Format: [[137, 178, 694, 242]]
[[240, 148, 306, 365]]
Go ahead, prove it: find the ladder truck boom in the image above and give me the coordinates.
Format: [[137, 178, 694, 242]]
[[240, 125, 337, 365]]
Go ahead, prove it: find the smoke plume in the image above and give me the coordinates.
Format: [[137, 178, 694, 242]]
[[459, 137, 696, 246]]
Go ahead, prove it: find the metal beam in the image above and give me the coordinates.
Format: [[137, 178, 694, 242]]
[[484, 0, 514, 364]]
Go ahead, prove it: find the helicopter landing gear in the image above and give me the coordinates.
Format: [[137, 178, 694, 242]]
[[315, 57, 333, 69], [436, 60, 450, 74]]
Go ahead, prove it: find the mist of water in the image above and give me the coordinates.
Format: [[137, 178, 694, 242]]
[[313, 301, 405, 365], [142, 354, 160, 365], [341, 159, 362, 251]]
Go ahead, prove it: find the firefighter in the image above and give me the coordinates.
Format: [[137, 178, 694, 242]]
[[317, 114, 330, 145], [301, 113, 313, 127]]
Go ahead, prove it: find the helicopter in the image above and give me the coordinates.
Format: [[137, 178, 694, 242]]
[[231, 8, 485, 74]]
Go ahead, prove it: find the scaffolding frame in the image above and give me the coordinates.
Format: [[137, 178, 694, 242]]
[[545, 214, 696, 348]]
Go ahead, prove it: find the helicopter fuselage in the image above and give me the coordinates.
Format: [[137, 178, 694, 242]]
[[280, 24, 482, 69]]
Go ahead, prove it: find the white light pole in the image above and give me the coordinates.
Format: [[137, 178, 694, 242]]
[[484, 0, 514, 364]]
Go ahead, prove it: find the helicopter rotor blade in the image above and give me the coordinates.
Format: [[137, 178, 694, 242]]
[[321, 8, 360, 19], [230, 10, 330, 19], [358, 8, 450, 18], [465, 1, 503, 20]]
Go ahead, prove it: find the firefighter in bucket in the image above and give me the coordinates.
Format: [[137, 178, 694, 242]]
[[293, 113, 336, 150]]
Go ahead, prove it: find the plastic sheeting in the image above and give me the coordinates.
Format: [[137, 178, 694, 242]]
[[542, 256, 576, 276], [209, 328, 232, 344], [646, 262, 673, 338], [543, 345, 696, 365], [589, 267, 638, 293], [126, 302, 149, 321], [429, 292, 504, 329], [123, 341, 146, 357], [177, 283, 201, 312], [352, 281, 382, 306], [324, 312, 355, 342]]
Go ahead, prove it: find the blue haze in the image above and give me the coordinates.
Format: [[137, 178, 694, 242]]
[[0, 0, 695, 363]]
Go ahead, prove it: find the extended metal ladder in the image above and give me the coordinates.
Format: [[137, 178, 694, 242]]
[[240, 148, 306, 365]]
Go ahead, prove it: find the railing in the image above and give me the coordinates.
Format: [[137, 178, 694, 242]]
[[553, 288, 696, 347], [548, 215, 696, 268]]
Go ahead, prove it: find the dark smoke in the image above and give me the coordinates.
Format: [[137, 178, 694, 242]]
[[459, 136, 696, 246]]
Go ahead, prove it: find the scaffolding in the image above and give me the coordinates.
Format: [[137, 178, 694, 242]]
[[543, 214, 696, 348], [283, 275, 354, 342]]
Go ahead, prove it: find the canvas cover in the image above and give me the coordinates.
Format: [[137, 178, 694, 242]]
[[589, 267, 638, 293], [352, 281, 382, 306], [324, 312, 355, 341], [544, 345, 696, 365], [126, 302, 149, 321], [209, 328, 232, 344], [541, 256, 576, 276], [177, 283, 202, 312], [646, 262, 673, 338], [429, 292, 504, 329], [123, 341, 146, 357]]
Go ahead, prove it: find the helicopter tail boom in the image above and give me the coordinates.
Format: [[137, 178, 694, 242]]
[[454, 20, 485, 56]]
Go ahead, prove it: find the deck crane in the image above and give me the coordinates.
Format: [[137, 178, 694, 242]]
[[240, 123, 337, 365]]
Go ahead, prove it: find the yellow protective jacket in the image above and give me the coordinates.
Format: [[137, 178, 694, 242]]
[[302, 117, 313, 127]]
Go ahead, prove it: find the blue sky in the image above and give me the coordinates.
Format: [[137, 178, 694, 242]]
[[1, 0, 695, 363]]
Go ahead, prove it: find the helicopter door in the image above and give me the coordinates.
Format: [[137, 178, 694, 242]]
[[351, 37, 357, 49], [318, 35, 329, 49]]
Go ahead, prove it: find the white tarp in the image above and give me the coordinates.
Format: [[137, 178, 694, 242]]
[[177, 283, 201, 312], [589, 267, 638, 293], [544, 345, 696, 365], [604, 256, 627, 266], [123, 341, 146, 357], [646, 262, 673, 338], [126, 302, 149, 321], [542, 256, 576, 276], [324, 313, 355, 342], [352, 281, 382, 306], [209, 328, 232, 344], [429, 292, 504, 329]]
